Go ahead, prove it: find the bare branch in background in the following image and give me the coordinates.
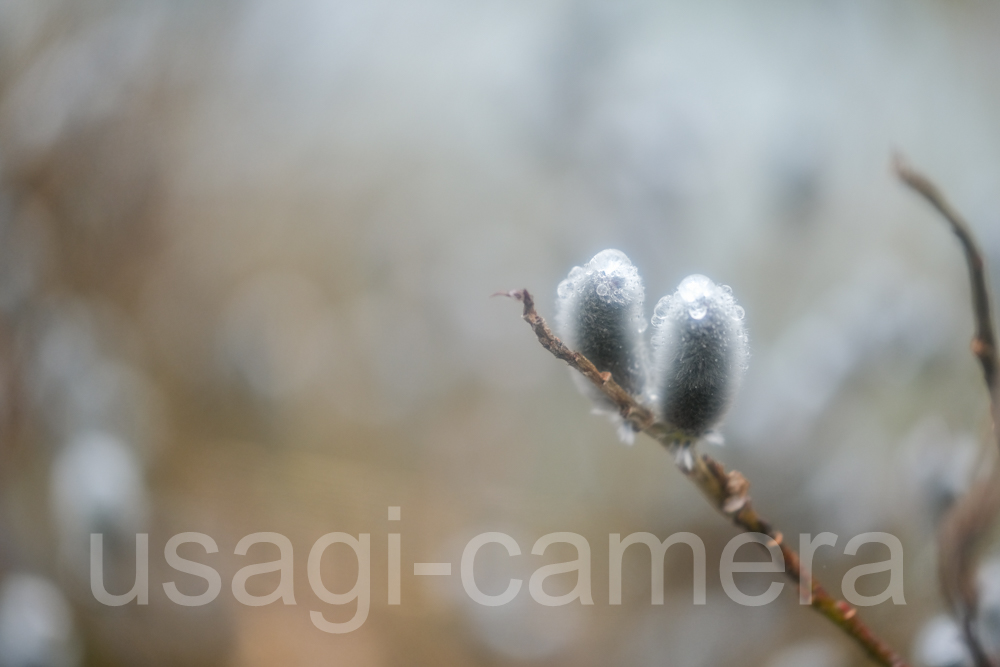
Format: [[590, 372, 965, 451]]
[[499, 288, 909, 667], [894, 156, 999, 419], [896, 155, 1000, 667]]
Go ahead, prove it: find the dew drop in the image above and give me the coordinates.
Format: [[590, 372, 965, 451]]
[[596, 283, 610, 297], [653, 297, 671, 318], [674, 447, 695, 472], [689, 305, 708, 320], [678, 274, 713, 303], [732, 305, 745, 321]]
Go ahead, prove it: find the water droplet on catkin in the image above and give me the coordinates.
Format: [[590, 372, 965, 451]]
[[674, 446, 695, 472]]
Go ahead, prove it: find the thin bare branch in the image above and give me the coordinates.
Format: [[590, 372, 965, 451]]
[[500, 288, 909, 667], [894, 155, 999, 405], [895, 155, 1000, 667]]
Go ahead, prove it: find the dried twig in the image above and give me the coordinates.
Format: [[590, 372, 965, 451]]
[[894, 156, 999, 416], [499, 288, 909, 667], [895, 155, 1000, 667]]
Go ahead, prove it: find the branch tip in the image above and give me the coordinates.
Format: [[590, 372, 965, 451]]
[[491, 288, 527, 301]]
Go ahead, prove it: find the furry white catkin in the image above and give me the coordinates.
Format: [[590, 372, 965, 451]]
[[651, 274, 748, 436], [556, 249, 649, 442]]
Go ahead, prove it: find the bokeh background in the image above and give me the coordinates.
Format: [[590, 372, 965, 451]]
[[1, 1, 1000, 665]]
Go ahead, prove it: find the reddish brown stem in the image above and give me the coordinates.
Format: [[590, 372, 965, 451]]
[[499, 288, 909, 667]]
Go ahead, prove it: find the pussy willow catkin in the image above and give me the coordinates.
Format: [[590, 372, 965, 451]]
[[556, 250, 649, 440], [651, 274, 747, 435]]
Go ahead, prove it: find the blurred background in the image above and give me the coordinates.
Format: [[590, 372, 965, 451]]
[[1, 0, 999, 665]]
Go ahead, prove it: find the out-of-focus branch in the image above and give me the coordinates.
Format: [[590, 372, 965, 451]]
[[938, 468, 1000, 667], [894, 156, 999, 414], [895, 155, 1000, 667], [499, 288, 909, 667]]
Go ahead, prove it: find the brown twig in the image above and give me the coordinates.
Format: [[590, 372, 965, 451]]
[[895, 155, 1000, 667], [893, 156, 999, 409], [499, 288, 909, 667]]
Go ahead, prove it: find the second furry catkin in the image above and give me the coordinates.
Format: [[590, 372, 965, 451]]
[[651, 274, 747, 435]]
